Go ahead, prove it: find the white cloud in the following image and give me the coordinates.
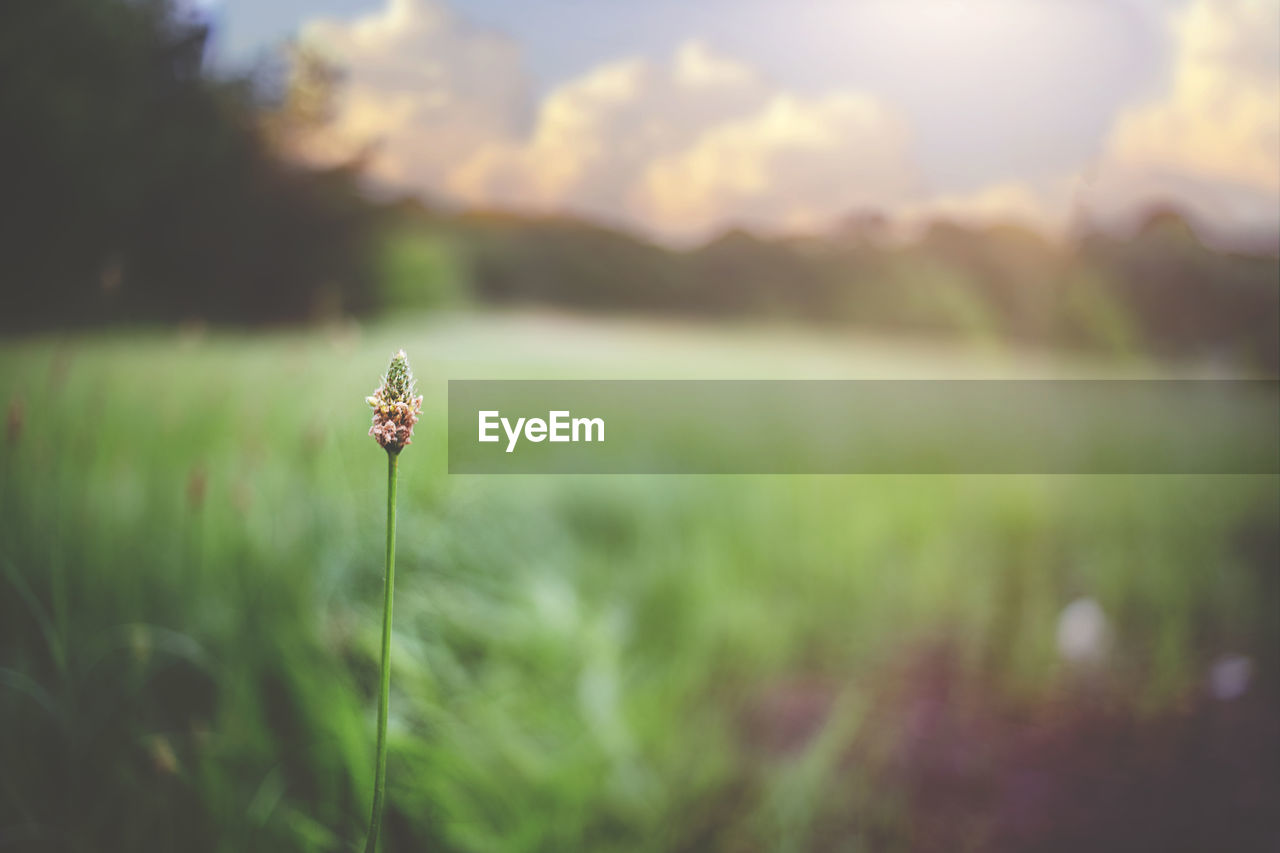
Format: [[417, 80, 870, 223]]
[[300, 0, 918, 239], [298, 0, 1278, 245], [448, 40, 919, 239], [1108, 0, 1279, 191], [300, 0, 527, 188], [913, 0, 1280, 246], [1088, 0, 1280, 239], [634, 92, 917, 237]]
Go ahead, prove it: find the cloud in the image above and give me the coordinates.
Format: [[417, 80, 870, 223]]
[[897, 0, 1279, 243], [302, 1, 917, 239], [634, 91, 916, 237], [916, 0, 1280, 246], [1107, 0, 1278, 191], [301, 0, 527, 187], [1089, 0, 1280, 239], [448, 44, 776, 218], [448, 40, 919, 239], [299, 0, 1277, 244]]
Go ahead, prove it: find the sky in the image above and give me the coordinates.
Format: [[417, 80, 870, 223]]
[[197, 0, 1280, 245]]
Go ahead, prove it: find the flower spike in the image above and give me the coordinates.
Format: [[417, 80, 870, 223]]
[[367, 349, 423, 454]]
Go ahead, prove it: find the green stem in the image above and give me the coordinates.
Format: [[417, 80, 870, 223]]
[[364, 450, 399, 853]]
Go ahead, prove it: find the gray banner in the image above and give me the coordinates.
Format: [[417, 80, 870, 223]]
[[447, 380, 1279, 474]]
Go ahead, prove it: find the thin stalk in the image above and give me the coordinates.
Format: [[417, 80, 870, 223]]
[[364, 450, 399, 853]]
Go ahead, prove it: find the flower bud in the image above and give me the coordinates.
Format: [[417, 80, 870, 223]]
[[367, 350, 423, 453]]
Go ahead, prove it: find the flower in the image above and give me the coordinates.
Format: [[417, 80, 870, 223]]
[[367, 349, 423, 453]]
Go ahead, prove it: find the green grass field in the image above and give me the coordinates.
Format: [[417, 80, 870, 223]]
[[1, 314, 1276, 851]]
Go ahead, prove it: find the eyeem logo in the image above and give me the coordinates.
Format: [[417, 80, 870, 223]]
[[478, 410, 605, 453]]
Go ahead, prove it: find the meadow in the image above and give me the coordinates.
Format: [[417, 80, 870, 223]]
[[1, 313, 1276, 851]]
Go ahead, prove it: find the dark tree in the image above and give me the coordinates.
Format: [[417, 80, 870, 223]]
[[0, 0, 380, 330]]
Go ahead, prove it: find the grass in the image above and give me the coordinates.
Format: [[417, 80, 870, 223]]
[[0, 313, 1276, 851]]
